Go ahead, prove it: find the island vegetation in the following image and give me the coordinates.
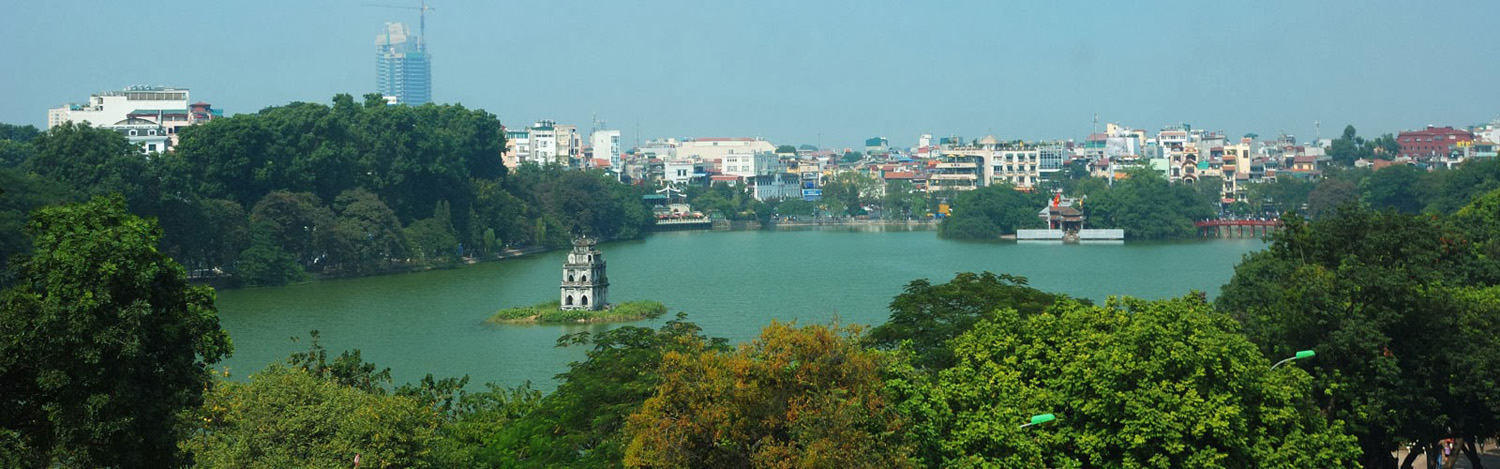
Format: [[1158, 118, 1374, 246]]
[[488, 300, 667, 325]]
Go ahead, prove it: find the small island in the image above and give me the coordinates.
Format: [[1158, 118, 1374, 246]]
[[491, 236, 665, 324], [488, 300, 667, 325]]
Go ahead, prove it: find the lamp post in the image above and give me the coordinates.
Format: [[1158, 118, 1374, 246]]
[[1019, 413, 1056, 429], [1270, 350, 1316, 370]]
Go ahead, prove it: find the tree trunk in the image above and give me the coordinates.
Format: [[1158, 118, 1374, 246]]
[[1463, 438, 1484, 469], [1444, 437, 1463, 468], [1401, 443, 1424, 469]]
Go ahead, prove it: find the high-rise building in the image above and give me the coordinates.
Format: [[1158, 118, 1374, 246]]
[[592, 129, 622, 170], [375, 22, 431, 105]]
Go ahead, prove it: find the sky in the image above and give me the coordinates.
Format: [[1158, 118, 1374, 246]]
[[3, 1, 1497, 149]]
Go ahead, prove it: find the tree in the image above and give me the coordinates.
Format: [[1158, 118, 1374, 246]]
[[938, 183, 1046, 239], [1361, 164, 1423, 213], [1305, 178, 1360, 220], [1217, 207, 1500, 467], [0, 195, 231, 467], [326, 188, 406, 274], [1328, 125, 1371, 167], [867, 272, 1071, 370], [184, 365, 452, 468], [0, 123, 39, 168], [889, 295, 1360, 467], [0, 168, 73, 279], [624, 322, 913, 467], [1085, 168, 1215, 239], [775, 144, 797, 154], [236, 221, 309, 287], [481, 315, 729, 467]]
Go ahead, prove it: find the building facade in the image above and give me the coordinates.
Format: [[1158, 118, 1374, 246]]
[[559, 237, 609, 311], [1397, 126, 1474, 159], [592, 129, 622, 171], [47, 86, 221, 153], [376, 22, 432, 105]]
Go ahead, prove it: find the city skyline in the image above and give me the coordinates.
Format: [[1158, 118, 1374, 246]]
[[2, 1, 1497, 148]]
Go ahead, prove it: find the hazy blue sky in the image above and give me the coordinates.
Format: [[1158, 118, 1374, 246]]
[[3, 1, 1496, 148]]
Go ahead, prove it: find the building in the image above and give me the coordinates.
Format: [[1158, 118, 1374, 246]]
[[559, 236, 609, 311], [865, 137, 890, 157], [47, 86, 220, 153], [528, 120, 559, 165], [930, 150, 984, 192], [48, 86, 195, 130], [1397, 126, 1474, 159], [375, 22, 432, 105], [503, 127, 529, 168], [592, 129, 622, 172], [675, 137, 777, 166], [554, 124, 580, 166], [663, 159, 706, 186]]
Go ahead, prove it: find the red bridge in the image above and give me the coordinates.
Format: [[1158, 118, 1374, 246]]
[[1195, 218, 1282, 238]]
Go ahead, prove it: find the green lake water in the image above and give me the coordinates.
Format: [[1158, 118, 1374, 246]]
[[215, 228, 1267, 390]]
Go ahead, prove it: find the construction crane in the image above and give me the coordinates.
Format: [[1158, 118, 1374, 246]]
[[364, 1, 434, 50]]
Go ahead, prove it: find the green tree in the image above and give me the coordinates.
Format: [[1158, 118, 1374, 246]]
[[1085, 168, 1215, 239], [938, 183, 1045, 239], [1361, 164, 1423, 213], [326, 188, 407, 275], [1217, 207, 1500, 467], [0, 168, 73, 279], [0, 195, 231, 467], [1304, 178, 1360, 220], [867, 272, 1072, 370], [481, 315, 729, 467], [405, 200, 462, 263], [890, 295, 1360, 467], [236, 221, 309, 287], [0, 123, 39, 167], [184, 365, 452, 468], [624, 322, 913, 468]]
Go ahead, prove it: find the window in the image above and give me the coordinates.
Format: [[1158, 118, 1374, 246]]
[[148, 144, 157, 151], [129, 130, 138, 136]]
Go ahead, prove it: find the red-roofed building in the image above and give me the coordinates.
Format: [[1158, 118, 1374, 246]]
[[1397, 126, 1473, 159]]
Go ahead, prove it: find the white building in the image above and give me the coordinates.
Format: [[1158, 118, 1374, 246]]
[[592, 129, 622, 172], [528, 120, 558, 165], [664, 159, 705, 185], [49, 86, 191, 129], [47, 86, 220, 152], [676, 137, 776, 166]]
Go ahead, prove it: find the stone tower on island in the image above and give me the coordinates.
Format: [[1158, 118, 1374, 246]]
[[560, 236, 609, 311]]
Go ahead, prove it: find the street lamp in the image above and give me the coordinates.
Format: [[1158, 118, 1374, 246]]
[[1270, 350, 1316, 370], [1019, 413, 1056, 429]]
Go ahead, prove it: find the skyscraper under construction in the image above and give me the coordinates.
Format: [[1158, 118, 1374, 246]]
[[375, 22, 430, 105]]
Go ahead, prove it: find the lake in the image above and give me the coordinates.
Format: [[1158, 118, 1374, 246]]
[[215, 228, 1267, 390]]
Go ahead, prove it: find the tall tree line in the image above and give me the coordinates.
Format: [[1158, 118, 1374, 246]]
[[0, 94, 654, 286]]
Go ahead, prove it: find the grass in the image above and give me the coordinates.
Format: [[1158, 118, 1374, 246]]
[[489, 300, 667, 325]]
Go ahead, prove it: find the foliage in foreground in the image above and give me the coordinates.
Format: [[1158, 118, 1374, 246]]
[[0, 196, 231, 467], [1217, 202, 1500, 467], [889, 295, 1360, 468], [866, 271, 1075, 370], [478, 315, 729, 467], [624, 322, 914, 467]]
